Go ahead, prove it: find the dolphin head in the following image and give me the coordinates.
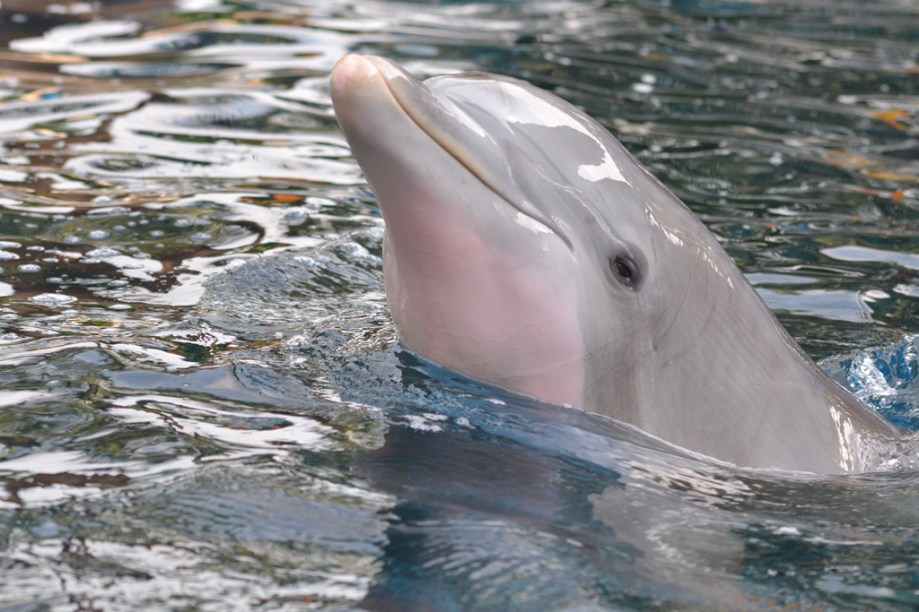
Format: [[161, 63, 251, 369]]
[[331, 55, 901, 472], [329, 54, 717, 412]]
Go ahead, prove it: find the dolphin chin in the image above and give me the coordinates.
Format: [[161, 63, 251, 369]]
[[331, 54, 901, 474]]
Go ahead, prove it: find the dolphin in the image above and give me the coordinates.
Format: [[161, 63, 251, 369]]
[[329, 54, 900, 473]]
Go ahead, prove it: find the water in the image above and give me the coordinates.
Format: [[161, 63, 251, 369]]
[[0, 0, 918, 608]]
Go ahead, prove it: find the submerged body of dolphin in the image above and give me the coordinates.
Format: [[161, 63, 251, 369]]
[[330, 54, 899, 473]]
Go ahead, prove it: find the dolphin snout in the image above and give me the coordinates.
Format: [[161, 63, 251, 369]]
[[329, 54, 373, 101], [330, 54, 408, 101]]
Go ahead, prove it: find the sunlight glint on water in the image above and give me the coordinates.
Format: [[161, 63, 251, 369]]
[[0, 0, 918, 608]]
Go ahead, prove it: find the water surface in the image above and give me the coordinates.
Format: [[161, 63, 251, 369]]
[[1, 0, 919, 609]]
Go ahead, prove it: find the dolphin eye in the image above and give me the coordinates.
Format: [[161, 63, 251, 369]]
[[610, 254, 640, 289]]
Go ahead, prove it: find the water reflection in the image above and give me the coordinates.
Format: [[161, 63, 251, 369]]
[[0, 0, 918, 608]]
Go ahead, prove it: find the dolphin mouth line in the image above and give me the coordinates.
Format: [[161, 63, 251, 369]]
[[366, 56, 574, 250]]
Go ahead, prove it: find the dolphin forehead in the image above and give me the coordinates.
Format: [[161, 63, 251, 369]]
[[427, 74, 634, 187], [421, 72, 670, 259]]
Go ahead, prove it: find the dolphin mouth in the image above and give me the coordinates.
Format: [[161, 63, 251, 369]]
[[353, 55, 573, 249]]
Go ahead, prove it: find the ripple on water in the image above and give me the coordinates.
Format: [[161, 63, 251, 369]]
[[0, 91, 150, 134], [61, 61, 241, 79], [0, 463, 388, 608], [28, 293, 78, 307], [0, 0, 918, 609], [62, 92, 361, 186]]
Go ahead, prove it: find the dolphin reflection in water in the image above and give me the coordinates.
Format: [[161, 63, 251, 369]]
[[330, 54, 900, 474]]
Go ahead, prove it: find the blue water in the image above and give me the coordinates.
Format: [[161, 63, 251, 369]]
[[1, 0, 919, 608]]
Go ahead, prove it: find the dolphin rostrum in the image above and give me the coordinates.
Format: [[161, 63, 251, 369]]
[[330, 54, 899, 473]]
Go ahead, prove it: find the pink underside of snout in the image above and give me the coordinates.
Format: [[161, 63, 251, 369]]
[[384, 203, 586, 408]]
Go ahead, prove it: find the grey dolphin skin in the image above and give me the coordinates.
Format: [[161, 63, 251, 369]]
[[330, 54, 900, 473]]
